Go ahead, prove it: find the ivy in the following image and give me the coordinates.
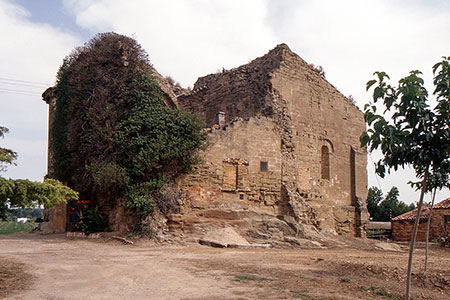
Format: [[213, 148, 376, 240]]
[[51, 33, 206, 227]]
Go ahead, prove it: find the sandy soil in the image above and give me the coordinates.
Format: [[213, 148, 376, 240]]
[[0, 233, 448, 300]]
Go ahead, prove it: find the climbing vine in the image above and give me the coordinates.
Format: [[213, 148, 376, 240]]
[[51, 33, 206, 228]]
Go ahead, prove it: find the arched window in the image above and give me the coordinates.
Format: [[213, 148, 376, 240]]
[[321, 145, 330, 180]]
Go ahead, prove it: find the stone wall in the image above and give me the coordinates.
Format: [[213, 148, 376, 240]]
[[42, 87, 57, 177], [177, 44, 368, 239], [178, 117, 285, 214], [42, 43, 369, 239], [392, 208, 450, 241], [177, 46, 282, 126], [268, 44, 368, 236], [41, 202, 67, 233]]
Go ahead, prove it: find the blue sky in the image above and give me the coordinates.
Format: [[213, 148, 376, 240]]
[[14, 0, 79, 33], [1, 0, 450, 204]]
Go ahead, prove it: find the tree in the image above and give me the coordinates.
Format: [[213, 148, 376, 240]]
[[0, 177, 78, 220], [367, 187, 383, 220], [361, 56, 450, 300], [0, 126, 17, 172], [0, 126, 78, 220], [367, 186, 414, 221], [51, 33, 206, 228]]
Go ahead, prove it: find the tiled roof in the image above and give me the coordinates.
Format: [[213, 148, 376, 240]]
[[392, 198, 450, 222], [434, 197, 450, 209], [392, 206, 430, 222]]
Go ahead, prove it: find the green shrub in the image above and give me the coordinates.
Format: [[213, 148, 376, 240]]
[[72, 206, 106, 235], [51, 33, 206, 230]]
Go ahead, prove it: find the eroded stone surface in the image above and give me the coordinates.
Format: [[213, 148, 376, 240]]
[[42, 44, 369, 243], [199, 227, 250, 248], [176, 44, 368, 242]]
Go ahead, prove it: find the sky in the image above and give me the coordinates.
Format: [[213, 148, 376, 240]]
[[1, 0, 449, 205]]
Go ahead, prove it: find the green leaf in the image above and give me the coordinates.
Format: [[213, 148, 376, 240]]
[[366, 79, 377, 91], [373, 87, 384, 102], [360, 131, 370, 147]]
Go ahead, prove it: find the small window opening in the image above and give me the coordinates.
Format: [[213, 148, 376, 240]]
[[239, 194, 244, 200], [320, 146, 330, 180], [260, 161, 268, 172]]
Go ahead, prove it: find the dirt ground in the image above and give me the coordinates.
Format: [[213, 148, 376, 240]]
[[0, 233, 448, 300]]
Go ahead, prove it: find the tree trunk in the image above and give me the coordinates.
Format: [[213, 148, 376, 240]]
[[424, 187, 436, 272], [405, 168, 428, 300]]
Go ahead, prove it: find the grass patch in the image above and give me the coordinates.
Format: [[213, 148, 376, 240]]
[[234, 274, 272, 283], [369, 286, 397, 299], [339, 278, 352, 283], [0, 222, 34, 234]]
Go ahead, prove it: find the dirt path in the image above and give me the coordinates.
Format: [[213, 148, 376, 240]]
[[0, 233, 448, 300]]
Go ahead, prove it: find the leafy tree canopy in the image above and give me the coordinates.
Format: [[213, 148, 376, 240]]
[[0, 177, 78, 220], [361, 57, 450, 189], [51, 33, 206, 224], [366, 186, 415, 221], [361, 56, 450, 300], [0, 126, 17, 172], [0, 126, 78, 220]]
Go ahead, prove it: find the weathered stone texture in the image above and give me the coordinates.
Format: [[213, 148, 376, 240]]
[[179, 118, 284, 215], [43, 43, 369, 241], [42, 87, 58, 177], [177, 44, 368, 240], [41, 202, 67, 233]]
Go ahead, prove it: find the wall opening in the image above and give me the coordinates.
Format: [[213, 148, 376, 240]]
[[216, 111, 226, 128], [320, 146, 330, 180], [260, 161, 268, 172], [222, 163, 237, 189], [222, 159, 249, 190]]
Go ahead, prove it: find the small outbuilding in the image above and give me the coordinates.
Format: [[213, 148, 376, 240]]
[[392, 198, 450, 242]]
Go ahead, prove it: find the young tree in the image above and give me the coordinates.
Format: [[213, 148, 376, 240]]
[[361, 56, 450, 300], [423, 57, 450, 272], [0, 126, 78, 219], [0, 126, 17, 172]]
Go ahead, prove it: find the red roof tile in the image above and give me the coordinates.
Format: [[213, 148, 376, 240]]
[[392, 206, 431, 222], [434, 197, 450, 209], [392, 198, 450, 222]]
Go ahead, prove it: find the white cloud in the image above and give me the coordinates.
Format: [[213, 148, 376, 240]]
[[0, 0, 79, 181], [264, 0, 450, 107], [64, 0, 279, 87]]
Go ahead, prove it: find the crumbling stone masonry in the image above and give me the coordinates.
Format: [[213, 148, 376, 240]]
[[172, 44, 368, 240], [42, 43, 368, 239]]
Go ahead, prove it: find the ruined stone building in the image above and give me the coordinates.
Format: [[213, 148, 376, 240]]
[[42, 44, 368, 241]]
